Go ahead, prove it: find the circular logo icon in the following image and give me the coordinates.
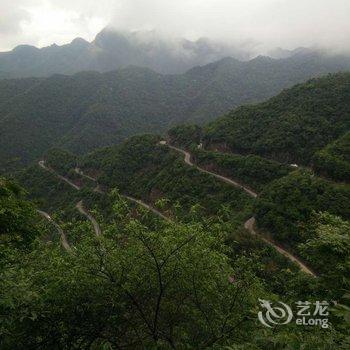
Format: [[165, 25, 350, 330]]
[[258, 299, 293, 328]]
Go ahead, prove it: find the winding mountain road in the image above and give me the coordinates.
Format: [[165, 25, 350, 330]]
[[76, 201, 102, 237], [74, 167, 170, 222], [164, 144, 258, 198], [39, 160, 81, 190], [74, 167, 97, 182], [39, 161, 102, 236], [124, 195, 171, 222], [244, 218, 315, 276], [161, 141, 316, 277], [37, 210, 71, 252]]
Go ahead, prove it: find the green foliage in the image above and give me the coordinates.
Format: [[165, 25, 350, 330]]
[[2, 63, 350, 173], [16, 165, 79, 212], [167, 124, 202, 149], [82, 135, 253, 225], [298, 213, 350, 296], [0, 177, 39, 250], [313, 131, 350, 182], [255, 170, 350, 245], [0, 198, 263, 349], [193, 149, 292, 192], [45, 148, 78, 176], [204, 73, 350, 164]]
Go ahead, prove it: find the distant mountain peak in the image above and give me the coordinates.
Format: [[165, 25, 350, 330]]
[[12, 45, 39, 53], [71, 37, 89, 47], [1, 27, 349, 79], [250, 55, 275, 63]]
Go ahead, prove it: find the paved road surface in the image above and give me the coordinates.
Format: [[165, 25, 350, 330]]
[[39, 161, 81, 190], [244, 218, 315, 276], [37, 210, 71, 252], [162, 141, 316, 277], [74, 168, 97, 181], [76, 200, 102, 237], [124, 195, 171, 222], [164, 144, 258, 198], [74, 167, 170, 222], [38, 161, 103, 236]]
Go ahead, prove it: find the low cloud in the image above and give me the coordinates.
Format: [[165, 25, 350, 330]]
[[110, 0, 350, 54], [1, 0, 350, 54]]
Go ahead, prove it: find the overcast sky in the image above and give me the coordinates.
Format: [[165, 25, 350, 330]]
[[1, 0, 350, 53]]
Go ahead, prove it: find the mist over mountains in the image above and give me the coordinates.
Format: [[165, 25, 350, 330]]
[[2, 27, 350, 172], [2, 47, 350, 172], [2, 27, 350, 79], [0, 27, 253, 78]]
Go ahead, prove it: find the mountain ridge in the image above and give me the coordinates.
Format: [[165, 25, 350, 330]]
[[0, 27, 251, 77], [1, 59, 350, 172], [2, 27, 350, 79]]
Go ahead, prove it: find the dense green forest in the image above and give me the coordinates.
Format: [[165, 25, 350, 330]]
[[3, 182, 349, 348], [2, 62, 350, 173], [254, 170, 350, 244], [192, 149, 292, 192], [44, 148, 78, 176], [312, 131, 350, 182], [0, 177, 40, 250], [204, 73, 350, 164], [80, 135, 253, 224], [164, 72, 350, 304], [1, 64, 350, 348], [2, 132, 349, 347]]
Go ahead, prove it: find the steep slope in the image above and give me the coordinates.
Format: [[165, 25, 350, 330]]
[[180, 53, 350, 123], [0, 68, 179, 171], [79, 135, 253, 224], [312, 131, 350, 182], [204, 73, 350, 164], [0, 177, 40, 249], [2, 64, 350, 172]]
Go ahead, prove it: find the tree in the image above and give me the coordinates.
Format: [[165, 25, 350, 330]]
[[0, 196, 263, 349], [298, 212, 350, 297]]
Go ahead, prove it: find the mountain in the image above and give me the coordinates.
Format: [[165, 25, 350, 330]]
[[203, 72, 350, 164], [2, 55, 350, 172], [2, 27, 350, 79], [3, 72, 350, 348], [0, 28, 250, 78], [267, 47, 313, 59], [312, 131, 350, 182]]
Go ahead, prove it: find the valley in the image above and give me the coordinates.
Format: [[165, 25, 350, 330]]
[[1, 58, 350, 173], [1, 67, 349, 349]]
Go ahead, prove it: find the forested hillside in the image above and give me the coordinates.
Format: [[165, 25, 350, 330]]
[[79, 135, 253, 224], [0, 177, 41, 250], [1, 51, 350, 348], [2, 56, 350, 173], [204, 73, 350, 164], [2, 123, 349, 348], [5, 131, 348, 347], [313, 131, 350, 182]]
